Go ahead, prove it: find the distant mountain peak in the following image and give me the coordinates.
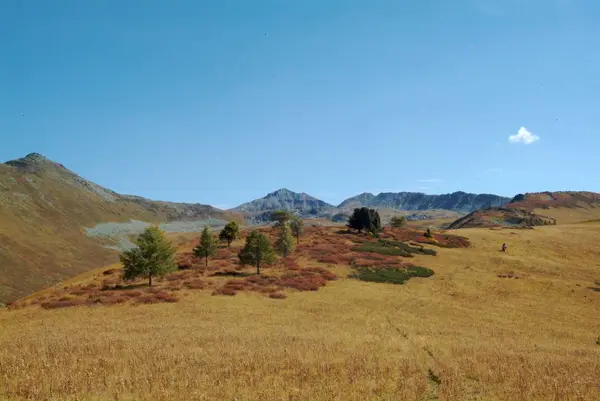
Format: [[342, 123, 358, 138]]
[[23, 152, 48, 161], [4, 152, 65, 173], [267, 188, 295, 196], [231, 188, 335, 218]]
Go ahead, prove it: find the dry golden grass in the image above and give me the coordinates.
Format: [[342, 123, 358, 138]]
[[532, 206, 600, 225], [1, 224, 600, 400]]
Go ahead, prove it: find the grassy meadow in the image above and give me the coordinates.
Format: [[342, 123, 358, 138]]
[[1, 222, 599, 400]]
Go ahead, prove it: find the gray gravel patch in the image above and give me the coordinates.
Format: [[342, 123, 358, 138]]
[[85, 218, 228, 251]]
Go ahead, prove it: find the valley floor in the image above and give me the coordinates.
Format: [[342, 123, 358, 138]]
[[1, 223, 600, 400]]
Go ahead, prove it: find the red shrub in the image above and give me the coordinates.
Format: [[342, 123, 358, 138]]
[[154, 291, 179, 303], [213, 288, 237, 296], [183, 279, 205, 289], [69, 287, 87, 296], [222, 281, 248, 291], [166, 283, 183, 291], [166, 270, 194, 282], [216, 248, 232, 259], [269, 292, 287, 299], [41, 298, 88, 309], [134, 295, 161, 305], [97, 296, 128, 305], [318, 255, 342, 264]]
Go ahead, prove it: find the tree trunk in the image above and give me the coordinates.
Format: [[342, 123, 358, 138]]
[[148, 274, 153, 287], [205, 254, 208, 267], [296, 235, 299, 245], [227, 240, 231, 248], [256, 260, 261, 275]]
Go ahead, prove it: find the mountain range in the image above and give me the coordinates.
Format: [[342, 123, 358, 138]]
[[230, 188, 511, 223], [1, 152, 599, 303]]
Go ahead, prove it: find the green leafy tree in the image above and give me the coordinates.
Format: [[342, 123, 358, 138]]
[[275, 223, 296, 257], [270, 210, 293, 225], [238, 230, 276, 274], [347, 207, 381, 233], [289, 216, 304, 244], [194, 226, 218, 266], [390, 216, 407, 228], [219, 221, 240, 247], [120, 225, 176, 287]]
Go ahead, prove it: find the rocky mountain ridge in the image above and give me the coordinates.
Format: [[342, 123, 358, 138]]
[[232, 189, 512, 222]]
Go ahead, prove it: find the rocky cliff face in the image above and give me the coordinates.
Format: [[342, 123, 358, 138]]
[[338, 191, 510, 213]]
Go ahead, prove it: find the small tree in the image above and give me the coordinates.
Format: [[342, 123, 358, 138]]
[[289, 216, 304, 244], [120, 225, 176, 287], [270, 210, 293, 225], [219, 221, 240, 247], [347, 207, 381, 233], [194, 226, 218, 266], [238, 230, 276, 274], [424, 227, 433, 238], [390, 216, 407, 228], [275, 222, 296, 257]]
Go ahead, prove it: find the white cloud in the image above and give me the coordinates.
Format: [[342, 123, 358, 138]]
[[508, 127, 540, 145], [416, 178, 442, 183]]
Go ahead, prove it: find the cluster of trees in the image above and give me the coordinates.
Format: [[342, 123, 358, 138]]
[[117, 207, 429, 287], [346, 208, 410, 233], [347, 207, 382, 233], [120, 212, 305, 285]]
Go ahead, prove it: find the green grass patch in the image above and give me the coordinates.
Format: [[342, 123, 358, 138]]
[[350, 266, 435, 285], [351, 240, 437, 257]]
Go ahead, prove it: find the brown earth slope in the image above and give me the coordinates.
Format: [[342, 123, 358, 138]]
[[448, 191, 600, 229], [508, 191, 600, 223], [0, 153, 241, 303], [447, 207, 556, 229]]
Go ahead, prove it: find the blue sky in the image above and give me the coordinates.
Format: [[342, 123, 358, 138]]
[[2, 0, 599, 208]]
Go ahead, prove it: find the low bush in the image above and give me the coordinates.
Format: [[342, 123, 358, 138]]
[[183, 279, 205, 289], [269, 292, 287, 299], [352, 242, 412, 257], [350, 266, 434, 285], [134, 295, 162, 305], [379, 240, 437, 256], [212, 287, 237, 296], [97, 295, 128, 305], [41, 298, 88, 309]]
